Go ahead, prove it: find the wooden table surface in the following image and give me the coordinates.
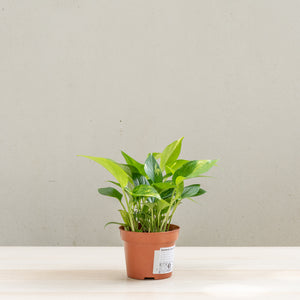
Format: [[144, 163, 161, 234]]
[[0, 247, 299, 299]]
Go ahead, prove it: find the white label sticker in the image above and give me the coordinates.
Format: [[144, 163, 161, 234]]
[[153, 246, 175, 274]]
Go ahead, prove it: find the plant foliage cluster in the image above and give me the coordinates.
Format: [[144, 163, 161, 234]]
[[79, 137, 217, 232]]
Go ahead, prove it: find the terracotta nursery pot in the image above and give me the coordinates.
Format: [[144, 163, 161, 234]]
[[119, 224, 180, 280]]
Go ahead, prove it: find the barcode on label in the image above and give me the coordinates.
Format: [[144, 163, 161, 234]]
[[153, 246, 175, 274]]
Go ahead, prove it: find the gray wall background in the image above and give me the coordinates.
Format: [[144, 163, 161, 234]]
[[1, 0, 299, 246]]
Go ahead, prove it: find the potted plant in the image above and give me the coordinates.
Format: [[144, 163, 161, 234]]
[[79, 137, 217, 280]]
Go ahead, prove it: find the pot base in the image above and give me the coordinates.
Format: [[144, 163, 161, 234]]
[[128, 273, 172, 280]]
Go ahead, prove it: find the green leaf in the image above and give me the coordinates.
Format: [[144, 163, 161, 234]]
[[98, 187, 123, 201], [166, 159, 189, 174], [156, 199, 170, 212], [78, 156, 132, 188], [181, 184, 206, 199], [121, 151, 146, 176], [118, 164, 139, 176], [152, 152, 161, 160], [160, 137, 184, 171], [132, 184, 161, 199], [194, 188, 206, 197], [144, 202, 154, 209], [163, 172, 172, 179], [132, 173, 149, 186], [173, 159, 217, 184], [160, 188, 174, 200], [152, 181, 175, 193], [107, 180, 121, 187], [144, 154, 163, 183], [181, 184, 200, 198], [104, 221, 126, 228]]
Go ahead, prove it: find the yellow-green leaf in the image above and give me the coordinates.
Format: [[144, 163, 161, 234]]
[[173, 159, 217, 184], [165, 159, 189, 174], [160, 137, 184, 171], [121, 151, 146, 176], [78, 155, 132, 188], [132, 184, 161, 199]]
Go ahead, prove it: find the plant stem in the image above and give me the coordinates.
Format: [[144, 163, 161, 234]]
[[167, 199, 181, 231], [151, 208, 154, 232], [123, 190, 135, 232], [119, 198, 126, 211], [160, 190, 176, 231]]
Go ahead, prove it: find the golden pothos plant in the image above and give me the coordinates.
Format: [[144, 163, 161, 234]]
[[79, 137, 217, 232]]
